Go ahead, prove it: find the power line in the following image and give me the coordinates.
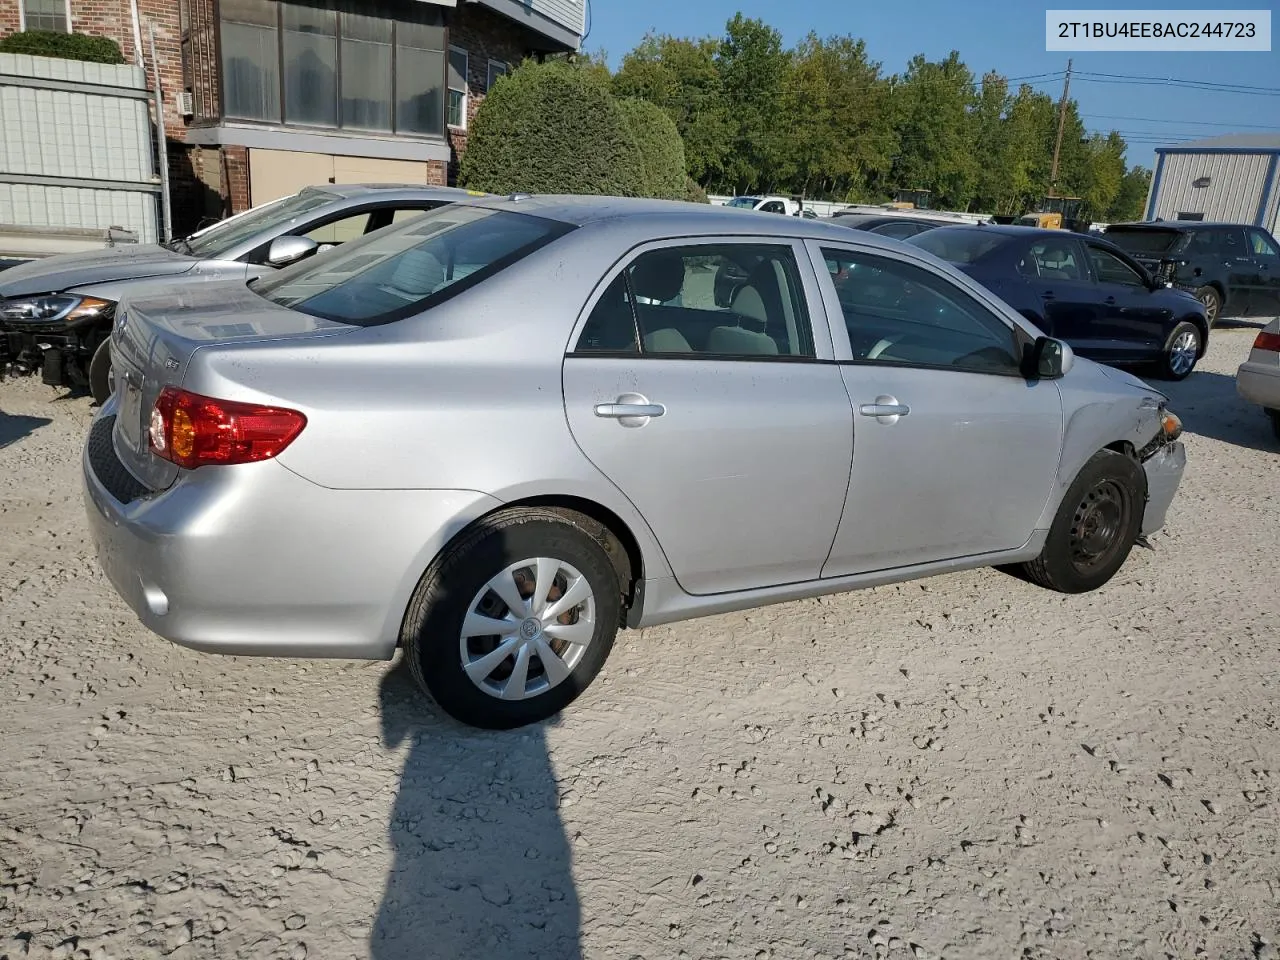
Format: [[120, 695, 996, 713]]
[[1074, 70, 1280, 94], [1073, 72, 1280, 96], [1083, 112, 1279, 129]]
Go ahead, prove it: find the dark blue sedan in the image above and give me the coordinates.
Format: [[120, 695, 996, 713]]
[[908, 225, 1209, 380]]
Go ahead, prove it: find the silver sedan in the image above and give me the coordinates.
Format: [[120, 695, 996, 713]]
[[83, 196, 1188, 729], [1236, 318, 1280, 440]]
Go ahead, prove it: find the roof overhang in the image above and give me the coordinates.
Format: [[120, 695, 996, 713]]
[[464, 0, 581, 52]]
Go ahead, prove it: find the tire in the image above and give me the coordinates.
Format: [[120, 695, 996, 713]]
[[1017, 449, 1146, 594], [89, 338, 113, 405], [1153, 320, 1201, 381], [1193, 286, 1221, 328], [402, 508, 621, 730]]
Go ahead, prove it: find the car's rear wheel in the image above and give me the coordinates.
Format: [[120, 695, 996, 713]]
[[1154, 321, 1201, 381], [89, 338, 113, 406], [1193, 286, 1221, 328], [403, 508, 620, 730], [1017, 449, 1146, 594]]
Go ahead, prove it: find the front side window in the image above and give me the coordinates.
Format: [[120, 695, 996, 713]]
[[821, 248, 1022, 375], [183, 188, 334, 258], [22, 0, 67, 32], [1087, 245, 1146, 287], [724, 197, 759, 209], [447, 47, 468, 128], [252, 206, 571, 325], [576, 244, 815, 358], [1249, 229, 1280, 257]]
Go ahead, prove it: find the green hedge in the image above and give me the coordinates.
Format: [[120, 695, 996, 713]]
[[616, 97, 688, 201], [459, 60, 647, 197], [684, 178, 710, 204], [0, 31, 125, 64]]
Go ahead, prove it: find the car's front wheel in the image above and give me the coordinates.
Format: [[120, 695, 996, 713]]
[[403, 508, 621, 729], [1154, 321, 1201, 381], [1017, 449, 1146, 594]]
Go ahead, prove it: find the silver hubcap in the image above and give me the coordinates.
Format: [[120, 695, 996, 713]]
[[460, 557, 596, 701], [1199, 292, 1218, 323], [1169, 330, 1198, 375]]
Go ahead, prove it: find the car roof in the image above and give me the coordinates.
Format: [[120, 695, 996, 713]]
[[1106, 220, 1258, 231], [458, 193, 906, 246]]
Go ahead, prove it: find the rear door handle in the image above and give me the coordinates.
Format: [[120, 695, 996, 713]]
[[594, 402, 666, 419], [858, 395, 910, 423], [1104, 296, 1117, 305], [1041, 290, 1055, 300]]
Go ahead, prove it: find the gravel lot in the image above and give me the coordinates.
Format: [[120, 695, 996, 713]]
[[1, 323, 1278, 960]]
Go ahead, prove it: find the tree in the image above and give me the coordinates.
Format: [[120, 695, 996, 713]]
[[1078, 131, 1127, 222], [459, 60, 646, 196], [617, 97, 688, 200], [969, 71, 1010, 213], [778, 34, 896, 201], [887, 52, 978, 209], [715, 15, 790, 194], [1108, 166, 1152, 221], [613, 34, 732, 186]]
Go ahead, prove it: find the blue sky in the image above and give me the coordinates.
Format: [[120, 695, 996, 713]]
[[584, 0, 1280, 169]]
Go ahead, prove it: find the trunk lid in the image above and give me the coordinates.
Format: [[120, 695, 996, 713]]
[[110, 279, 355, 491]]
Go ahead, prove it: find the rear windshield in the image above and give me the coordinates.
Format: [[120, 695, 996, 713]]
[[725, 197, 760, 208], [908, 228, 1007, 264], [250, 205, 572, 325], [1104, 227, 1187, 256]]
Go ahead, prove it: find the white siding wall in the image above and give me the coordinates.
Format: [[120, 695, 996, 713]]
[[1150, 152, 1272, 225], [0, 53, 159, 243], [533, 0, 585, 36]]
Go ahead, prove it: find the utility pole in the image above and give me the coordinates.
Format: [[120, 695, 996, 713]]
[[1049, 58, 1072, 197]]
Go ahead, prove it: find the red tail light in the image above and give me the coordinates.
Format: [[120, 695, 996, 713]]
[[1253, 330, 1280, 353], [149, 387, 307, 469]]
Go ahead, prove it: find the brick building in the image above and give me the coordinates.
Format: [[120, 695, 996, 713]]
[[0, 0, 584, 235]]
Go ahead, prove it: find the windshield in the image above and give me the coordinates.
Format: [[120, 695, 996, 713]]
[[182, 189, 335, 259], [1104, 228, 1187, 256], [908, 228, 1007, 264], [251, 204, 572, 326], [724, 197, 760, 209]]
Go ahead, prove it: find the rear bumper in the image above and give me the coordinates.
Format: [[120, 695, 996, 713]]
[[82, 414, 501, 660], [1140, 441, 1186, 537], [1236, 361, 1280, 410]]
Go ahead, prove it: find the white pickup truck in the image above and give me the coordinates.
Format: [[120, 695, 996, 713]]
[[721, 195, 818, 219]]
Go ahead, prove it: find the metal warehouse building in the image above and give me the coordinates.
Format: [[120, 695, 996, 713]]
[[1145, 133, 1280, 231]]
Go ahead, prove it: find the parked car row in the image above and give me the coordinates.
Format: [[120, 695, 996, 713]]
[[77, 194, 1189, 730]]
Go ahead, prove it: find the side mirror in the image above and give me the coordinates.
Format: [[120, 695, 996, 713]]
[[1024, 335, 1074, 380], [266, 235, 319, 268]]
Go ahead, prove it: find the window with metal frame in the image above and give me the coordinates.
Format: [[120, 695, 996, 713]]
[[21, 0, 68, 33], [447, 46, 468, 128], [486, 59, 508, 92]]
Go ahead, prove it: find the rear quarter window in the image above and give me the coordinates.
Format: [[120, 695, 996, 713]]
[[250, 206, 573, 325]]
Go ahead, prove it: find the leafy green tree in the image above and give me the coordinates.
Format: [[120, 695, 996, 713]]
[[613, 35, 732, 186], [1108, 166, 1152, 221], [779, 34, 896, 200], [617, 97, 689, 200], [715, 15, 790, 194], [887, 52, 978, 209], [1077, 131, 1127, 221], [459, 60, 646, 196]]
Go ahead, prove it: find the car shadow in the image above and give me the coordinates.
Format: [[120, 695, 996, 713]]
[[372, 659, 582, 960], [0, 409, 53, 450], [1156, 369, 1278, 451]]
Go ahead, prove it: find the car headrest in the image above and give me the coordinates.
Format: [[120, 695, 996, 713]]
[[631, 253, 685, 303]]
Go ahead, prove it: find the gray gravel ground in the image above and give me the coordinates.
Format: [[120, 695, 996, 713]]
[[1, 322, 1278, 960]]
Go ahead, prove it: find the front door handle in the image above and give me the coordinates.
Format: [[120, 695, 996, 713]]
[[594, 393, 665, 428], [1104, 296, 1117, 305], [858, 395, 910, 423]]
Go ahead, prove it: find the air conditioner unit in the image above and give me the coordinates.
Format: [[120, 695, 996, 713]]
[[175, 91, 194, 117]]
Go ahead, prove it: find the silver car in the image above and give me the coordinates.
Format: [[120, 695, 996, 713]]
[[1236, 317, 1280, 439], [83, 196, 1188, 729], [0, 184, 479, 402]]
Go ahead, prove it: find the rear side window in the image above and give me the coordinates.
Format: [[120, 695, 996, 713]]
[[1019, 240, 1086, 281], [251, 206, 572, 325], [908, 228, 1006, 264], [575, 243, 815, 358]]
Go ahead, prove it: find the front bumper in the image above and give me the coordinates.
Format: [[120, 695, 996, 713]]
[[1236, 361, 1280, 411], [1140, 441, 1186, 537], [83, 413, 501, 660]]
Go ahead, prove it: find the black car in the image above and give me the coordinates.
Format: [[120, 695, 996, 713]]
[[1103, 221, 1280, 326], [829, 212, 954, 240], [908, 225, 1209, 380]]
